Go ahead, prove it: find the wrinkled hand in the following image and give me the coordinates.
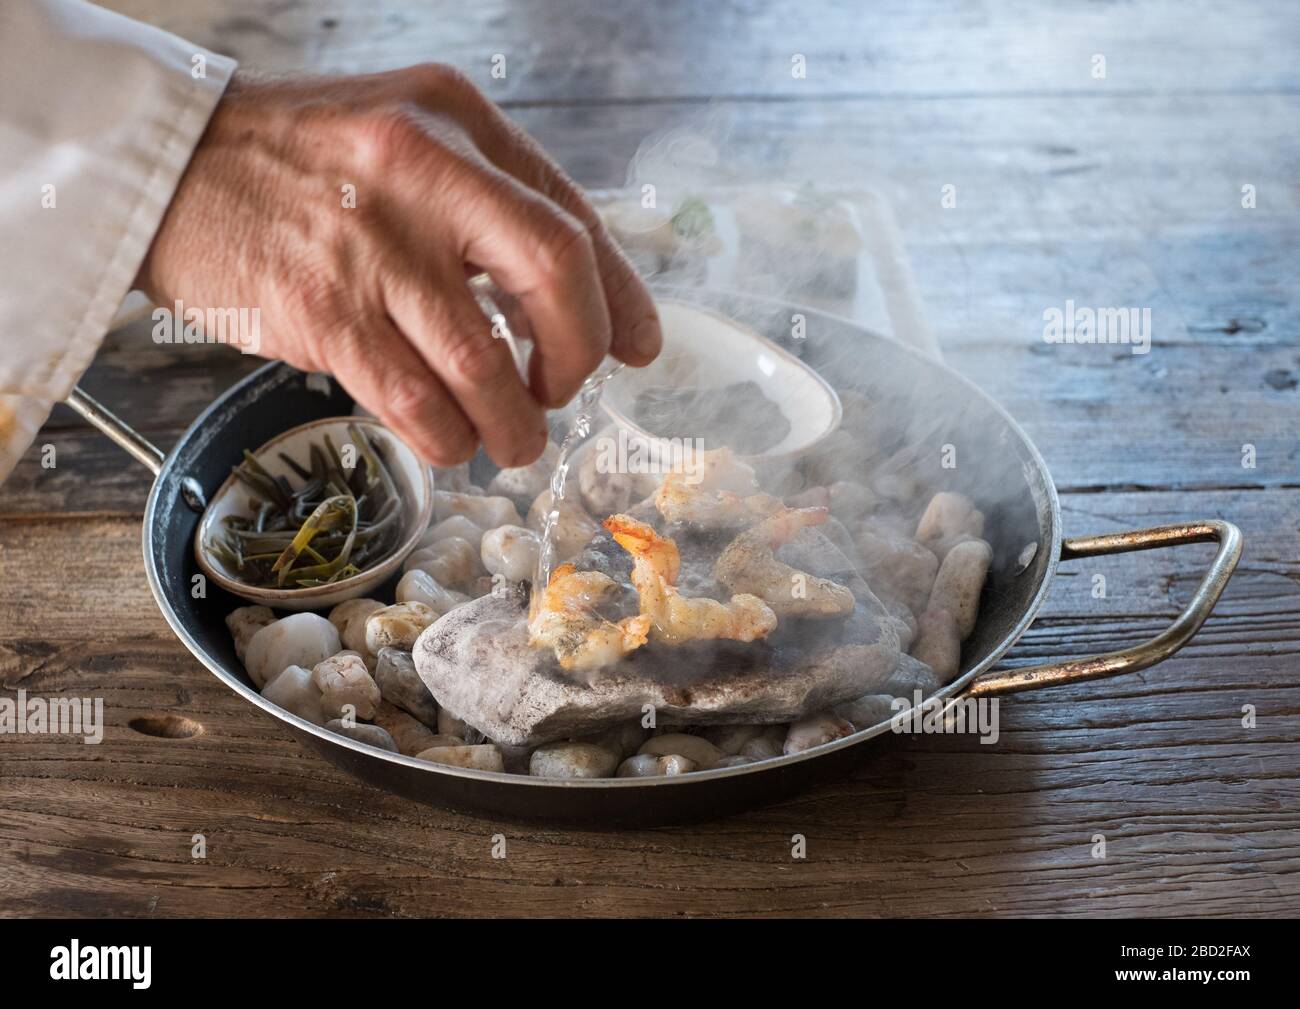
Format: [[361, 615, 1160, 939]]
[[136, 65, 661, 467]]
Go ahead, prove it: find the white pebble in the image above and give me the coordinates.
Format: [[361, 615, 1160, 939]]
[[433, 491, 521, 530], [480, 524, 541, 583], [577, 450, 639, 516], [637, 733, 724, 769], [327, 598, 384, 661], [526, 489, 600, 561], [487, 443, 560, 506], [395, 568, 470, 616], [364, 602, 438, 653], [416, 744, 505, 771], [261, 665, 327, 725], [225, 605, 275, 663], [529, 741, 619, 778], [912, 608, 962, 682], [403, 536, 485, 590], [245, 613, 341, 689], [418, 514, 484, 551], [916, 491, 985, 544], [617, 753, 698, 777], [784, 713, 855, 755], [927, 539, 992, 639], [311, 652, 381, 721]]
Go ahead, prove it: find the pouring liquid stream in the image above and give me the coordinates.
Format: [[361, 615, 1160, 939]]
[[531, 362, 625, 622]]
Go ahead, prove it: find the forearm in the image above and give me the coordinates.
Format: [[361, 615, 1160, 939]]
[[0, 0, 234, 476]]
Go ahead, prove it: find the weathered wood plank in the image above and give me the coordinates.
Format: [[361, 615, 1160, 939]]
[[2, 644, 1295, 918], [2, 488, 1296, 917], [6, 321, 1297, 515], [9, 91, 1293, 508], [3, 487, 1297, 648], [5, 0, 1296, 920], [102, 0, 1300, 99], [39, 332, 264, 434], [2, 625, 1296, 919]]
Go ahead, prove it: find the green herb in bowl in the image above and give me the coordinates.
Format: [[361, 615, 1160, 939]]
[[208, 423, 403, 588]]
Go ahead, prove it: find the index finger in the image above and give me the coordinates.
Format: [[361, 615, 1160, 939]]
[[445, 162, 613, 407], [430, 91, 663, 368]]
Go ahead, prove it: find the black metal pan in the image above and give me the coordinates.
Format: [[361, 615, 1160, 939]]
[[67, 289, 1241, 826]]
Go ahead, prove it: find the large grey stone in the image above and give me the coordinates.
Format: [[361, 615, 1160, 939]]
[[413, 590, 914, 747], [411, 520, 945, 746]]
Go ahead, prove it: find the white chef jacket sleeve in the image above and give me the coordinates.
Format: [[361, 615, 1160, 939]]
[[0, 0, 236, 482]]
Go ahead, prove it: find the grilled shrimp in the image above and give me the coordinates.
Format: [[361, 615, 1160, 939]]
[[604, 514, 777, 644], [654, 447, 782, 528], [714, 506, 856, 618], [528, 563, 651, 671]]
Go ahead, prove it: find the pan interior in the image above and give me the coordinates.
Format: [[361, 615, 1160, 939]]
[[144, 293, 1058, 785], [648, 286, 1060, 691]]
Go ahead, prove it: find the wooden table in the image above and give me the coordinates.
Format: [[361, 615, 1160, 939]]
[[2, 1, 1297, 917]]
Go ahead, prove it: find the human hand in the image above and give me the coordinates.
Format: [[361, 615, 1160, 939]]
[[136, 65, 661, 467]]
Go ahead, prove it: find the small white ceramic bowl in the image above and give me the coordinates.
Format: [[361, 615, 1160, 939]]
[[602, 298, 842, 460], [194, 417, 433, 611]]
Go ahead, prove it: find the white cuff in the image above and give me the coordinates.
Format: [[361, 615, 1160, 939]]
[[0, 0, 237, 481]]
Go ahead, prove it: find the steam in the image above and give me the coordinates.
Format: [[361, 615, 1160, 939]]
[[525, 110, 1038, 696]]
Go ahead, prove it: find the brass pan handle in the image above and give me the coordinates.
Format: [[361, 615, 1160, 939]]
[[963, 520, 1242, 698]]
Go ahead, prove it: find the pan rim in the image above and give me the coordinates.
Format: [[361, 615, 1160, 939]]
[[142, 306, 1062, 792]]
